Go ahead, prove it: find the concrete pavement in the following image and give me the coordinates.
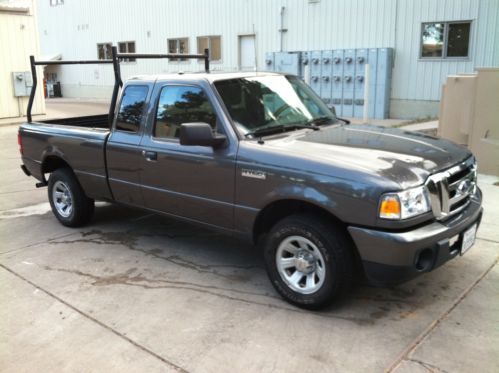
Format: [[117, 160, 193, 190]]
[[1, 122, 498, 372]]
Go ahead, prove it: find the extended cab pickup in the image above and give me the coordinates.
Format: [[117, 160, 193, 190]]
[[19, 69, 482, 309]]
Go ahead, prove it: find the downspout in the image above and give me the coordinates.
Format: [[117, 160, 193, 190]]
[[279, 6, 286, 52]]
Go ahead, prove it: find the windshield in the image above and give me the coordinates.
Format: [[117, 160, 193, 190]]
[[214, 75, 338, 137]]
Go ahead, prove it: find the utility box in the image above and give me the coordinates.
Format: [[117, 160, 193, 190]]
[[331, 49, 344, 112], [12, 71, 33, 97], [342, 49, 355, 117], [274, 52, 301, 76], [264, 52, 275, 71], [264, 47, 394, 119], [320, 50, 333, 104], [439, 68, 499, 176], [353, 49, 368, 118], [309, 50, 322, 96]]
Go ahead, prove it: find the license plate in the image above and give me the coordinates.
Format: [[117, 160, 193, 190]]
[[461, 224, 477, 255]]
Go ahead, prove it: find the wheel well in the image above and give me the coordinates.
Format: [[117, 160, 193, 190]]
[[253, 200, 345, 243], [42, 156, 71, 174], [253, 199, 363, 276]]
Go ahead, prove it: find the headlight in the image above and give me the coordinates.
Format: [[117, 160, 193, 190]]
[[379, 186, 431, 220]]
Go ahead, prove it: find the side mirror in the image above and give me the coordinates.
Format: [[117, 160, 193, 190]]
[[179, 122, 226, 148], [327, 104, 337, 116]]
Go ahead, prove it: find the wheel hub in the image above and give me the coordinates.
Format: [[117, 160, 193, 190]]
[[295, 251, 316, 274], [275, 235, 326, 295], [52, 180, 73, 218]]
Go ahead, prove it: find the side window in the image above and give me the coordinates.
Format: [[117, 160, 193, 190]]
[[421, 21, 471, 59], [154, 86, 217, 139], [115, 85, 149, 132]]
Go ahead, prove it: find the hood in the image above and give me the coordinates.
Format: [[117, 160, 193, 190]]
[[262, 124, 472, 189]]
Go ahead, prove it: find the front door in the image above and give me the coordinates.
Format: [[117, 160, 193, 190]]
[[139, 83, 236, 229]]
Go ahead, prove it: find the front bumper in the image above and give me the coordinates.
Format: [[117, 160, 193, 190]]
[[348, 188, 483, 286]]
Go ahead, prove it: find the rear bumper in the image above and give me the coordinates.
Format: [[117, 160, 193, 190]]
[[348, 188, 483, 286], [20, 164, 31, 176]]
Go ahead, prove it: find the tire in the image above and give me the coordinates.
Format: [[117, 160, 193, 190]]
[[263, 213, 354, 309], [48, 168, 94, 227]]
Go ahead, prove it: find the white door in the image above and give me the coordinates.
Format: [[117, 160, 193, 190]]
[[239, 35, 256, 71]]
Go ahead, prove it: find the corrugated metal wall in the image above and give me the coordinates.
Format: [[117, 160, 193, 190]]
[[38, 0, 499, 102], [0, 1, 45, 119]]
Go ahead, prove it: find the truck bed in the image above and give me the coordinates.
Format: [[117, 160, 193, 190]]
[[37, 114, 109, 128], [19, 117, 112, 201]]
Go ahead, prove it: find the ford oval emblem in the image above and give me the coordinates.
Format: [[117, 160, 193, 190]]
[[457, 179, 471, 195]]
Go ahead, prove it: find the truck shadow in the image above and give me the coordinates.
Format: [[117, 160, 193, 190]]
[[49, 202, 467, 325]]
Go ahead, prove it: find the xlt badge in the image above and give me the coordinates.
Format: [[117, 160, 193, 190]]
[[242, 169, 266, 180]]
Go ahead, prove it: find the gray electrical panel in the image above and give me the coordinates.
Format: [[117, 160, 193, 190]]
[[264, 52, 275, 71], [354, 49, 368, 118], [12, 71, 33, 97], [309, 50, 322, 96], [265, 48, 394, 119], [320, 50, 333, 103], [273, 52, 301, 76], [342, 49, 355, 117]]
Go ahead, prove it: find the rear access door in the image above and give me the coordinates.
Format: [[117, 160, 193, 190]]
[[106, 82, 153, 206]]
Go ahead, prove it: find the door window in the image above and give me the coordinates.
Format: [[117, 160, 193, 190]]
[[154, 86, 217, 139]]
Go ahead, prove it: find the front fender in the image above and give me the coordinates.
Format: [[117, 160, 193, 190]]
[[234, 165, 379, 235]]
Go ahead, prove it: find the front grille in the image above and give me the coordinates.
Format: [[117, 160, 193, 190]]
[[426, 157, 477, 220]]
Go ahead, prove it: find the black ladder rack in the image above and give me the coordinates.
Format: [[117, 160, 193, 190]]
[[27, 46, 210, 127]]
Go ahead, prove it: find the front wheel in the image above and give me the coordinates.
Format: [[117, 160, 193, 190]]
[[263, 214, 354, 309], [48, 168, 94, 227]]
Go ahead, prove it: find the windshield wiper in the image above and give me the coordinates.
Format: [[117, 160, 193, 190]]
[[306, 116, 336, 126], [245, 123, 319, 138]]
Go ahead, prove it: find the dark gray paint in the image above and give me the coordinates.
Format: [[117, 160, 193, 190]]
[[19, 71, 481, 284]]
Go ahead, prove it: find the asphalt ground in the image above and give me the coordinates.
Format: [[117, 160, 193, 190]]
[[0, 105, 498, 372]]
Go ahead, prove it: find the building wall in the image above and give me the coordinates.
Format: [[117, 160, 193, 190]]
[[38, 0, 499, 118], [0, 0, 45, 119]]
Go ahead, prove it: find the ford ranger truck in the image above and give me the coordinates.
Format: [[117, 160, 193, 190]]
[[19, 72, 482, 309]]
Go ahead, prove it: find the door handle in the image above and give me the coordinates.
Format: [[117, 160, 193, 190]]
[[142, 150, 157, 161]]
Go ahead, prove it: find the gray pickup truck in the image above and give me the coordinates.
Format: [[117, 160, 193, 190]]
[[19, 67, 482, 308]]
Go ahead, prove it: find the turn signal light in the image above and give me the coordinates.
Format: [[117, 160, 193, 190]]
[[379, 195, 401, 219]]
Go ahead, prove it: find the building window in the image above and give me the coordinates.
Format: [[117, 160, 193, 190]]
[[118, 41, 136, 62], [116, 86, 149, 133], [168, 38, 189, 61], [197, 36, 221, 61], [97, 43, 112, 60], [154, 85, 217, 139], [421, 21, 471, 59]]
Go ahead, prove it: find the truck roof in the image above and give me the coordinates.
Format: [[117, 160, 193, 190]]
[[127, 71, 285, 84]]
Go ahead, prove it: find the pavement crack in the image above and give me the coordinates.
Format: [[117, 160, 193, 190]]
[[386, 256, 499, 372], [405, 358, 451, 373], [476, 236, 499, 244], [49, 229, 263, 281], [40, 265, 374, 326], [42, 265, 276, 300], [0, 231, 82, 256], [0, 263, 188, 372]]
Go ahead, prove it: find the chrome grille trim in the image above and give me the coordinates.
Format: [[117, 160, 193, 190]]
[[425, 157, 477, 220]]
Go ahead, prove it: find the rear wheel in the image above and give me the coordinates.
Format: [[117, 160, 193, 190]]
[[263, 214, 354, 309], [48, 168, 94, 227]]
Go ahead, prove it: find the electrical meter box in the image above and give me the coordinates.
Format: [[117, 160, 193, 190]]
[[265, 47, 394, 118], [12, 71, 33, 97], [309, 50, 322, 96], [274, 52, 302, 76], [264, 52, 275, 71]]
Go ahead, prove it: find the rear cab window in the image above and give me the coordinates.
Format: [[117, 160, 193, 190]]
[[115, 85, 149, 132]]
